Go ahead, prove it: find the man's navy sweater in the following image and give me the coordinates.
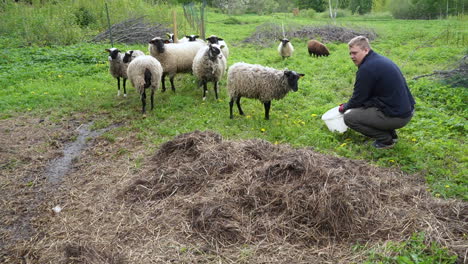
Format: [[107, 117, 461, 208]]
[[344, 50, 415, 118]]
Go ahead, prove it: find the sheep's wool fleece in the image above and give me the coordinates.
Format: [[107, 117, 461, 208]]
[[127, 55, 163, 94], [192, 46, 227, 82], [228, 63, 292, 102], [122, 50, 145, 79], [278, 42, 294, 57], [109, 53, 124, 79], [149, 41, 205, 76]]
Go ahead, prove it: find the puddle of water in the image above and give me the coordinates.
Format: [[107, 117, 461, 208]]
[[46, 122, 120, 184]]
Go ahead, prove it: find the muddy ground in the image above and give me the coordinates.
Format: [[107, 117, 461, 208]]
[[0, 115, 466, 263]]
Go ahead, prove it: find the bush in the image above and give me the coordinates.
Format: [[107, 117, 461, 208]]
[[299, 8, 317, 19], [320, 9, 352, 18]]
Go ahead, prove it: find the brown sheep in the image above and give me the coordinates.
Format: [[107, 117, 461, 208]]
[[307, 40, 330, 57]]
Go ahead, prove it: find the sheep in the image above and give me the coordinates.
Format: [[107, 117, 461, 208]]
[[192, 44, 227, 100], [278, 38, 294, 59], [126, 55, 163, 115], [166, 33, 201, 43], [307, 39, 330, 57], [122, 50, 145, 79], [105, 48, 127, 97], [148, 37, 205, 92], [206, 35, 229, 59], [227, 62, 305, 120]]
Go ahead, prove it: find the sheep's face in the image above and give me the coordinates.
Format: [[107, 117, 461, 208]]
[[149, 37, 165, 53], [106, 48, 120, 60], [208, 45, 221, 61], [186, 35, 200, 41], [280, 39, 290, 46], [284, 71, 305, 92], [122, 50, 134, 63], [206, 35, 222, 44]]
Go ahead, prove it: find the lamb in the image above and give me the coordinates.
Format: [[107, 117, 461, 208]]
[[307, 39, 330, 57], [105, 48, 127, 97], [206, 35, 229, 59], [278, 38, 294, 59], [122, 50, 145, 79], [192, 44, 227, 100], [227, 62, 305, 120], [126, 55, 163, 114], [148, 37, 205, 92]]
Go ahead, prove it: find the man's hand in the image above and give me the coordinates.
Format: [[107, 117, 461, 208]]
[[338, 103, 346, 113]]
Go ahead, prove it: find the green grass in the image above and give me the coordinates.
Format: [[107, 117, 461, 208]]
[[0, 8, 466, 263]]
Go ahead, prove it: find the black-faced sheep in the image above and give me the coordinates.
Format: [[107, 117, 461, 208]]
[[278, 38, 294, 59], [206, 35, 229, 59], [166, 33, 201, 43], [227, 62, 305, 120], [192, 44, 227, 100], [122, 50, 145, 80], [148, 37, 205, 92], [105, 48, 127, 97], [307, 40, 330, 57], [126, 55, 163, 115]]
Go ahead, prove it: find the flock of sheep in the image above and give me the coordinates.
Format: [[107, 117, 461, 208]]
[[106, 34, 330, 119]]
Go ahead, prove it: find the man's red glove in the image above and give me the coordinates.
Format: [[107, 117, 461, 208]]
[[338, 103, 345, 113]]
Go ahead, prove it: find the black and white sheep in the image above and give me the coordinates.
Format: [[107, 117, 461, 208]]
[[166, 33, 201, 43], [126, 55, 163, 114], [278, 38, 294, 59], [227, 62, 305, 120], [192, 44, 227, 100], [148, 37, 205, 92], [206, 35, 229, 59], [307, 39, 330, 57], [105, 48, 127, 97], [122, 50, 145, 80]]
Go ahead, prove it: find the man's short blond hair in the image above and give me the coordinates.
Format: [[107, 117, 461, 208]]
[[348, 36, 371, 50]]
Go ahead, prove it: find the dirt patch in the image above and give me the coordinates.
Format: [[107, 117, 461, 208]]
[[1, 125, 466, 263], [243, 23, 377, 46]]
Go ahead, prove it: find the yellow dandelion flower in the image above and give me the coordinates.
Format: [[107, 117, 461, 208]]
[[260, 128, 266, 132], [218, 99, 223, 102], [284, 114, 288, 118], [301, 121, 305, 125], [412, 138, 417, 142], [435, 193, 441, 197], [389, 159, 395, 163], [58, 75, 63, 78], [27, 108, 31, 111], [78, 92, 83, 96], [339, 143, 347, 148], [274, 141, 279, 145], [311, 113, 317, 117], [445, 185, 450, 188]]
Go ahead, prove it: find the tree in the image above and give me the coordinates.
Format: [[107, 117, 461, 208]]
[[350, 0, 373, 14]]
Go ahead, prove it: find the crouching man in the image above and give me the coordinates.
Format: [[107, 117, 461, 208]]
[[339, 36, 415, 149]]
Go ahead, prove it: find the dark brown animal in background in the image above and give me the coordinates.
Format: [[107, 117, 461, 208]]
[[307, 40, 330, 57]]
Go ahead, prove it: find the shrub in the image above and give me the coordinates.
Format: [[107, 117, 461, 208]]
[[299, 8, 317, 19]]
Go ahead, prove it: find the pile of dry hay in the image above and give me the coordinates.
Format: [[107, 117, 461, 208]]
[[92, 17, 170, 45], [8, 130, 466, 263], [243, 23, 377, 46]]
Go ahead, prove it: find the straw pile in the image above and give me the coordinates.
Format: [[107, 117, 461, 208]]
[[2, 128, 466, 263]]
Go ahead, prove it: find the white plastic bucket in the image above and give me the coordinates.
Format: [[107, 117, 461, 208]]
[[321, 106, 348, 133]]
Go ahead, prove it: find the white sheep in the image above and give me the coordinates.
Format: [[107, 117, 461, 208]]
[[192, 44, 227, 100], [206, 35, 229, 59], [148, 37, 205, 92], [278, 38, 294, 59], [126, 55, 163, 114], [122, 50, 145, 80], [105, 48, 127, 97], [227, 62, 305, 120]]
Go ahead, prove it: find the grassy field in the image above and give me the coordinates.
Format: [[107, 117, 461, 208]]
[[0, 6, 467, 263]]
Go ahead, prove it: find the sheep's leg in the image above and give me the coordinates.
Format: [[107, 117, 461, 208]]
[[202, 81, 208, 101], [236, 97, 244, 116], [169, 75, 176, 92], [117, 77, 121, 96], [123, 78, 127, 97], [161, 74, 166, 92], [141, 90, 146, 114], [213, 82, 219, 100], [229, 98, 234, 119], [264, 101, 271, 120]]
